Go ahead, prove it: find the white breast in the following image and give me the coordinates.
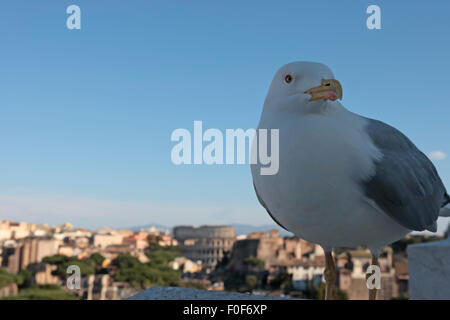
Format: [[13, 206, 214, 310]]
[[251, 103, 409, 251]]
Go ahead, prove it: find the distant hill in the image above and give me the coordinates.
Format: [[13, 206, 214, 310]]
[[128, 223, 172, 232], [127, 223, 293, 237]]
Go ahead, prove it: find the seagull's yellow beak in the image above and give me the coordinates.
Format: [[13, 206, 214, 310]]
[[304, 79, 343, 102]]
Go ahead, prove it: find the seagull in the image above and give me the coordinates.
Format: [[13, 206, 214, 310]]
[[251, 61, 450, 300]]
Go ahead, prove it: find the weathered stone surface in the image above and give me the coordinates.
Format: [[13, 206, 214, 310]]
[[408, 238, 450, 300], [128, 286, 293, 300]]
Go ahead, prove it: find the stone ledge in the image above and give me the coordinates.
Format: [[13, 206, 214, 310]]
[[128, 286, 294, 300], [408, 238, 450, 300]]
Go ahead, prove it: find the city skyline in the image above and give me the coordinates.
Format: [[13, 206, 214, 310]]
[[0, 218, 418, 300], [1, 1, 449, 233]]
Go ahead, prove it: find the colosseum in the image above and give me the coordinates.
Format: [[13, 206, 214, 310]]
[[173, 225, 236, 269]]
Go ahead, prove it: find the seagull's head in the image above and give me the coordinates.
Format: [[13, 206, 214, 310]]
[[265, 61, 343, 113]]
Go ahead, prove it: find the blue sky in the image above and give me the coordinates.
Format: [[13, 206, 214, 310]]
[[0, 1, 449, 232]]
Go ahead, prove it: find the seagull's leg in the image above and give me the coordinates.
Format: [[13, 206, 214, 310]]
[[323, 251, 336, 300], [367, 256, 380, 300]]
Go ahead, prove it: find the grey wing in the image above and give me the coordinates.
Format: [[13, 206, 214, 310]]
[[362, 118, 448, 231], [252, 181, 290, 232]]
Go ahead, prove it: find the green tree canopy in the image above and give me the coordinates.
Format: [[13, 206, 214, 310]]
[[246, 275, 258, 291], [0, 268, 17, 288], [43, 254, 94, 277], [270, 270, 292, 290], [244, 257, 265, 268], [112, 253, 180, 289], [2, 285, 79, 300], [85, 253, 105, 267]]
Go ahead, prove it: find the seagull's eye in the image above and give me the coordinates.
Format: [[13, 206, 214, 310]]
[[284, 74, 293, 83]]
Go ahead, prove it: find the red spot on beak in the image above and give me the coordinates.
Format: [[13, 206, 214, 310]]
[[327, 91, 338, 101]]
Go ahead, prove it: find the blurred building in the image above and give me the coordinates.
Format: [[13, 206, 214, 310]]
[[169, 256, 202, 273], [282, 245, 325, 290], [1, 238, 58, 274], [93, 232, 124, 248], [78, 275, 138, 300], [27, 262, 60, 285], [123, 232, 149, 250], [336, 247, 400, 300], [174, 225, 236, 269], [0, 283, 18, 298], [158, 234, 178, 247], [0, 221, 30, 240], [393, 255, 408, 296], [231, 229, 317, 271]]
